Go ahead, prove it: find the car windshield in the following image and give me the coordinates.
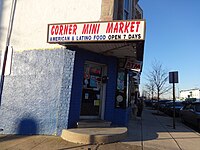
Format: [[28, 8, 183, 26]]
[[195, 104, 200, 112]]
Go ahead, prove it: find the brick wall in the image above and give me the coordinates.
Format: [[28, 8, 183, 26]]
[[100, 0, 115, 21]]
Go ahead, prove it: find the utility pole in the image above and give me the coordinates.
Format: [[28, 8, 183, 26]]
[[0, 0, 16, 104]]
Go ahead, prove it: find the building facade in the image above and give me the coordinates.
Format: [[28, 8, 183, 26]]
[[0, 0, 145, 135], [180, 88, 200, 100]]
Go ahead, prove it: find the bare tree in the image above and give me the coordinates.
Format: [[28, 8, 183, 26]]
[[146, 60, 171, 101], [144, 81, 155, 100]]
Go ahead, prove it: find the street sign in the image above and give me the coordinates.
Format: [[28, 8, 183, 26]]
[[169, 71, 178, 83]]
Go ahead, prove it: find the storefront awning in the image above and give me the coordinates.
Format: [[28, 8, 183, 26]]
[[64, 41, 144, 61], [47, 20, 146, 61]]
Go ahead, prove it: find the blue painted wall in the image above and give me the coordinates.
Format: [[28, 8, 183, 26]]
[[68, 48, 130, 128], [0, 47, 131, 136], [0, 48, 75, 135]]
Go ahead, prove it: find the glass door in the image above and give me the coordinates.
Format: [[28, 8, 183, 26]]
[[80, 62, 104, 118]]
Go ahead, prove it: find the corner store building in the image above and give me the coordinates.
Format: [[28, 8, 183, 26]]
[[0, 0, 145, 135]]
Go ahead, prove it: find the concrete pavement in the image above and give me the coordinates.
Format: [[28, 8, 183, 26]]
[[1, 108, 200, 150], [124, 108, 200, 150]]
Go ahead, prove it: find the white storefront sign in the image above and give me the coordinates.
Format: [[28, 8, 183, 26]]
[[47, 20, 146, 43]]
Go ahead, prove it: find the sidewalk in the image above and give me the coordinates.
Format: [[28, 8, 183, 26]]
[[1, 108, 200, 150], [124, 108, 200, 150]]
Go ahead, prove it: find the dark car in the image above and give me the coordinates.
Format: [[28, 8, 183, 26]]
[[144, 99, 158, 108], [162, 101, 173, 111], [164, 101, 184, 117], [144, 99, 152, 107], [180, 102, 200, 130], [159, 100, 173, 112], [153, 100, 170, 110]]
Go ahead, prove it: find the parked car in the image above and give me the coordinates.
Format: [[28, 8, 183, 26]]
[[153, 100, 171, 110], [159, 100, 172, 112], [180, 102, 200, 130], [164, 101, 184, 117], [151, 100, 157, 109], [144, 99, 152, 107]]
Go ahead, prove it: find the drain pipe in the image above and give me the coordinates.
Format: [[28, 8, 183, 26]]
[[0, 0, 17, 104]]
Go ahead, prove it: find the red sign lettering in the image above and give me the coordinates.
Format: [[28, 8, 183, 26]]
[[50, 24, 77, 35], [106, 21, 141, 34], [82, 23, 100, 34]]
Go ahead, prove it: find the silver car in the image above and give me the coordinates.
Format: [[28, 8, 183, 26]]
[[180, 102, 200, 130]]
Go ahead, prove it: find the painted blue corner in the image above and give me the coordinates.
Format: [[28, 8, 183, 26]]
[[0, 47, 131, 135], [68, 48, 130, 128], [0, 49, 75, 135]]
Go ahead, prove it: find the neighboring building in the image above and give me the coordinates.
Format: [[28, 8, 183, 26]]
[[180, 88, 200, 100], [0, 0, 145, 135]]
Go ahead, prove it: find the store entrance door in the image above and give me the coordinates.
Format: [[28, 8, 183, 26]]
[[80, 62, 106, 119]]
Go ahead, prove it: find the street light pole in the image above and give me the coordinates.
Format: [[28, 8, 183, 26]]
[[0, 0, 17, 105]]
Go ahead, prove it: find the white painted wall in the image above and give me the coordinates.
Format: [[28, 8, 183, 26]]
[[180, 89, 200, 99], [0, 0, 102, 51]]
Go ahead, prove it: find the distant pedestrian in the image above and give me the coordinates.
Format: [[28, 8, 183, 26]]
[[131, 100, 138, 119], [137, 98, 144, 117], [133, 103, 138, 117]]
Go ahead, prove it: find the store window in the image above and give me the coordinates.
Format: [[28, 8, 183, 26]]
[[115, 69, 137, 108], [115, 69, 127, 109]]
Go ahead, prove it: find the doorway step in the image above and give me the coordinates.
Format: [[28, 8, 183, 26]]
[[76, 120, 111, 128], [61, 127, 127, 144]]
